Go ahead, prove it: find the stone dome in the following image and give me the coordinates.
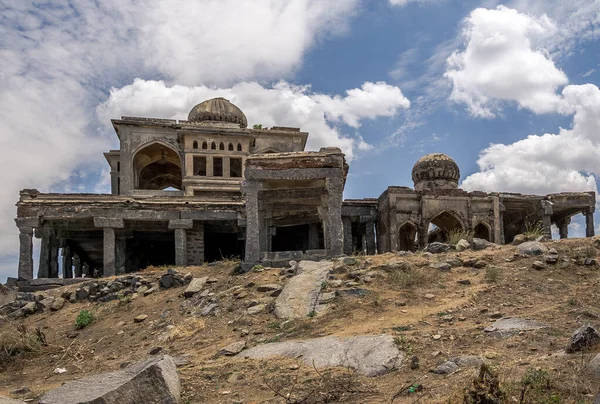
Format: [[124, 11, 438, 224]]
[[188, 97, 247, 128], [411, 153, 460, 191]]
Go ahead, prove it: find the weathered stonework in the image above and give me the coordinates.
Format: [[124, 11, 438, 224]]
[[12, 99, 596, 281]]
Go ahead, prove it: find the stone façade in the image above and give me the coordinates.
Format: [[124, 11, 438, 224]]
[[13, 98, 596, 280]]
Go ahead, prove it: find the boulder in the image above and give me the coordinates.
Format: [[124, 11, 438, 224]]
[[219, 340, 246, 356], [532, 261, 546, 270], [471, 238, 495, 251], [426, 242, 451, 254], [566, 324, 600, 353], [39, 355, 180, 404], [517, 241, 549, 256], [183, 277, 208, 298], [429, 262, 451, 272], [512, 234, 526, 245], [274, 261, 332, 319], [239, 334, 403, 376], [21, 301, 38, 315], [50, 298, 65, 311], [455, 239, 470, 252], [431, 361, 458, 374]]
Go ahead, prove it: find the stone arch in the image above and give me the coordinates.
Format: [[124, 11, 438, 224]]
[[427, 210, 464, 243], [219, 142, 225, 150], [474, 221, 491, 241], [398, 221, 418, 252], [202, 141, 208, 150], [192, 140, 198, 149], [132, 141, 182, 190], [211, 142, 216, 150], [228, 142, 234, 151], [237, 143, 242, 152]]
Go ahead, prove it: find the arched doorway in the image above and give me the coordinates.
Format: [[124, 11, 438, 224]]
[[133, 143, 182, 190], [474, 222, 491, 241], [428, 211, 463, 243], [398, 222, 417, 251]]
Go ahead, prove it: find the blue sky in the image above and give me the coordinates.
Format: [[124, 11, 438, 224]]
[[1, 0, 599, 282]]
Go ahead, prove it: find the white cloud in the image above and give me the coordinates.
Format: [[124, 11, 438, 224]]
[[445, 6, 568, 117], [98, 79, 410, 161], [0, 0, 364, 281], [462, 84, 600, 194]]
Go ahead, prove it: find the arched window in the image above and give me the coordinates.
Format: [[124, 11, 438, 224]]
[[228, 143, 234, 151], [398, 222, 418, 252], [211, 142, 216, 150], [192, 140, 198, 149], [474, 222, 491, 241], [202, 141, 207, 150], [237, 143, 242, 152], [219, 142, 225, 150]]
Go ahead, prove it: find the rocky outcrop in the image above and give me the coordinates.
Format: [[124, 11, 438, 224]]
[[239, 334, 403, 376], [39, 355, 180, 404], [517, 241, 549, 256], [566, 324, 600, 353], [274, 261, 332, 319]]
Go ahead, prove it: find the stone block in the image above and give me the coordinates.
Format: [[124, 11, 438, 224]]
[[93, 217, 124, 228]]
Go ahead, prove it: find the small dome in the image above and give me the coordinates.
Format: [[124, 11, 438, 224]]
[[188, 97, 247, 128], [412, 153, 460, 191]]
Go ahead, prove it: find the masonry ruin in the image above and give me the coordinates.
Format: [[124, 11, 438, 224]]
[[14, 98, 596, 280]]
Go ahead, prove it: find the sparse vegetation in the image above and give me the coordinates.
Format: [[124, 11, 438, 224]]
[[447, 228, 474, 245], [393, 335, 413, 355], [484, 266, 502, 283], [252, 264, 264, 271], [524, 220, 545, 240], [387, 263, 438, 288], [0, 324, 42, 365], [75, 310, 95, 329]]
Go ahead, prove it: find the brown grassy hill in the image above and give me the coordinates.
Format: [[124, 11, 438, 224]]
[[1, 238, 600, 403]]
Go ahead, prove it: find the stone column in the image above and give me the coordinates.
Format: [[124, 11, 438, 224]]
[[365, 221, 376, 255], [94, 217, 125, 277], [38, 229, 51, 278], [585, 209, 595, 237], [556, 217, 570, 239], [62, 246, 73, 278], [417, 223, 428, 250], [342, 217, 353, 255], [243, 181, 262, 266], [389, 208, 399, 251], [115, 237, 127, 274], [308, 223, 320, 250], [325, 177, 344, 257], [49, 240, 59, 278], [169, 219, 194, 266], [539, 200, 553, 238], [73, 255, 82, 277], [15, 218, 38, 280], [223, 156, 231, 177], [493, 196, 505, 244]]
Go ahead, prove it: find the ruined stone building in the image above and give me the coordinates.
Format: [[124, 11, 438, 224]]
[[14, 98, 596, 280]]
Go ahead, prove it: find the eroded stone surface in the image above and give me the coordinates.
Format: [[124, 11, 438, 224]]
[[518, 242, 549, 256], [274, 261, 332, 319], [484, 318, 548, 337], [39, 355, 180, 404], [239, 334, 403, 376]]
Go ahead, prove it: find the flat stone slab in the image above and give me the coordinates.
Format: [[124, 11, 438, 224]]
[[238, 334, 404, 376], [39, 355, 180, 404], [484, 318, 548, 337], [184, 277, 208, 298], [274, 261, 332, 319]]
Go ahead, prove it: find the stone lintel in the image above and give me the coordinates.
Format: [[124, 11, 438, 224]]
[[245, 168, 343, 181], [168, 219, 194, 229], [15, 217, 40, 229], [94, 217, 125, 228], [180, 210, 238, 220]]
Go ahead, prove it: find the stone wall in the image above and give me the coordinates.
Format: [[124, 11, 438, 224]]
[[186, 224, 204, 265]]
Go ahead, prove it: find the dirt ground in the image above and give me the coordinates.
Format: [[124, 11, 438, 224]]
[[1, 238, 600, 403]]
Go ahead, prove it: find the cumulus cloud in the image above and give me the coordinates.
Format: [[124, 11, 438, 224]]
[[98, 79, 410, 160], [445, 6, 568, 117], [0, 0, 363, 280], [462, 83, 600, 194]]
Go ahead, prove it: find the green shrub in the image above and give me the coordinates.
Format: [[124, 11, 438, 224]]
[[75, 310, 95, 329], [524, 221, 545, 240]]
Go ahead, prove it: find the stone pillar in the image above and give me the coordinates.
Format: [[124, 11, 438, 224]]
[[243, 181, 262, 265], [94, 217, 125, 277], [38, 229, 51, 278], [586, 209, 595, 237], [342, 217, 352, 255], [493, 197, 505, 244], [539, 200, 553, 238], [223, 156, 231, 177], [365, 221, 376, 255], [115, 237, 127, 274], [15, 219, 36, 280], [308, 223, 320, 250], [169, 219, 194, 267], [73, 255, 82, 277], [49, 241, 59, 278], [556, 217, 570, 239], [389, 208, 399, 251], [417, 223, 428, 250], [325, 177, 344, 257], [62, 246, 73, 278]]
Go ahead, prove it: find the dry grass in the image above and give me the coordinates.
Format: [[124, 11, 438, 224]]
[[387, 263, 439, 288], [447, 228, 474, 245], [524, 220, 545, 240], [0, 322, 42, 366]]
